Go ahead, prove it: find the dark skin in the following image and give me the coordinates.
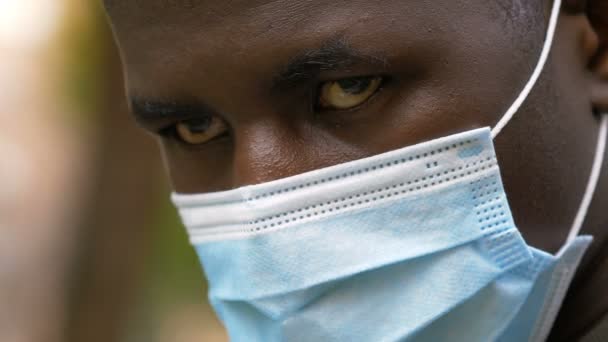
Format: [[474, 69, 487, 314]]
[[104, 0, 608, 339]]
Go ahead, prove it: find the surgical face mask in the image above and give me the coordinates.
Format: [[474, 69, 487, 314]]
[[172, 0, 608, 340]]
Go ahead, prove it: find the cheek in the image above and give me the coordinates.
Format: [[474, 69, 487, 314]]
[[161, 141, 234, 193], [161, 123, 381, 194]]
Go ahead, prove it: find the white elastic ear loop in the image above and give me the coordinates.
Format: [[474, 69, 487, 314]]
[[565, 114, 608, 244], [491, 0, 562, 139]]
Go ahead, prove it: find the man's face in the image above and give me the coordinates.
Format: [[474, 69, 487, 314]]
[[104, 0, 604, 252]]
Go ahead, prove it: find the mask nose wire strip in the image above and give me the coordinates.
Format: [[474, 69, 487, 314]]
[[566, 114, 608, 244], [491, 0, 561, 139]]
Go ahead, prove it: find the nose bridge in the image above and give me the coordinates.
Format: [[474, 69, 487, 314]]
[[231, 121, 304, 188]]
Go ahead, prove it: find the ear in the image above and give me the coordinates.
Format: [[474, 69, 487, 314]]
[[564, 0, 608, 113], [588, 0, 608, 112]]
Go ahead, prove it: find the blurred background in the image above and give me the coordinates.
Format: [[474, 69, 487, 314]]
[[0, 0, 226, 341]]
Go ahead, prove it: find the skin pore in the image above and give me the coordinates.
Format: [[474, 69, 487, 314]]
[[103, 0, 608, 340]]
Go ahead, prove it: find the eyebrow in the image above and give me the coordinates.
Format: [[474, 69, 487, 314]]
[[129, 96, 216, 126], [272, 37, 389, 89], [129, 37, 390, 123]]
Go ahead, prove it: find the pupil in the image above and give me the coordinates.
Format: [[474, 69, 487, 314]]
[[337, 77, 371, 95], [186, 117, 212, 134]]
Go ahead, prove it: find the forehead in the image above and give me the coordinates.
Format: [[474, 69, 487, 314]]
[[104, 0, 425, 26], [105, 0, 502, 44], [104, 0, 523, 100]]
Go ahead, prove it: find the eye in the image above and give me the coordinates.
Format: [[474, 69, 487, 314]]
[[173, 116, 229, 145], [317, 76, 383, 110]]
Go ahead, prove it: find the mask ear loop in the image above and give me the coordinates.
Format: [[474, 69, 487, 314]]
[[490, 0, 607, 243], [491, 0, 562, 139], [565, 114, 608, 244]]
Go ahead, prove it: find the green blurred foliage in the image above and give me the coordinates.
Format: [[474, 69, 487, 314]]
[[60, 2, 110, 124], [58, 2, 223, 340], [125, 197, 211, 342]]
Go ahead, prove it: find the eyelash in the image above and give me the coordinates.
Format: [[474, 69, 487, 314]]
[[157, 124, 182, 141]]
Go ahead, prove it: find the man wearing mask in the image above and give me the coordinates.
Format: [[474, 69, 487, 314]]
[[102, 0, 608, 340]]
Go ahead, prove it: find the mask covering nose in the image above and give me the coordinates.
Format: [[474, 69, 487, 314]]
[[172, 0, 608, 340]]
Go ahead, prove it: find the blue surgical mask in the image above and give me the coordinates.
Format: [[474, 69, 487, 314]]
[[172, 0, 608, 340]]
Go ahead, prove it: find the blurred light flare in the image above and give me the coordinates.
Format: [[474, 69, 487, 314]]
[[0, 0, 63, 48]]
